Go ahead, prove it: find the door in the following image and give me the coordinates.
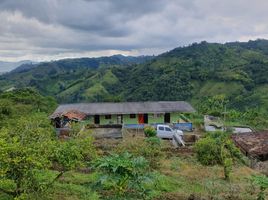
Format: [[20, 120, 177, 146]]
[[55, 117, 61, 128], [138, 114, 144, 124], [117, 114, 123, 124], [164, 126, 173, 138], [164, 113, 170, 123], [144, 114, 148, 124], [94, 115, 100, 124]]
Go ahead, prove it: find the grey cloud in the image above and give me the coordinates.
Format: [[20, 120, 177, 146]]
[[0, 0, 268, 62]]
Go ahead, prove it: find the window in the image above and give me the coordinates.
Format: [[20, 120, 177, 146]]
[[159, 126, 164, 130], [130, 114, 136, 118], [105, 115, 111, 119], [165, 127, 172, 132], [154, 113, 162, 118]]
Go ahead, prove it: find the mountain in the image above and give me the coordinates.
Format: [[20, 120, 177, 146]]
[[0, 60, 36, 73], [1, 40, 268, 116], [0, 54, 154, 97]]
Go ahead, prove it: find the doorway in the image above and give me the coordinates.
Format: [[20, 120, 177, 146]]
[[144, 114, 148, 124], [164, 113, 170, 123], [138, 114, 148, 124], [117, 114, 123, 124], [94, 115, 100, 124], [138, 114, 144, 124]]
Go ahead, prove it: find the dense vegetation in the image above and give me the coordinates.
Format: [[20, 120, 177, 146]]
[[0, 89, 97, 199]]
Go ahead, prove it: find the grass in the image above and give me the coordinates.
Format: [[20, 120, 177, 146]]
[[50, 171, 100, 200], [45, 148, 263, 200], [0, 137, 265, 200], [82, 83, 108, 100], [158, 155, 259, 200]]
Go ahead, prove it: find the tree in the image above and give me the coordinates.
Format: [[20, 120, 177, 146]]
[[194, 132, 243, 180], [52, 133, 97, 171], [198, 95, 228, 116], [0, 114, 55, 198]]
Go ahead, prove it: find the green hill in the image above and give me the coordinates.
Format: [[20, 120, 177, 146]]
[[1, 40, 268, 119], [0, 55, 153, 99]]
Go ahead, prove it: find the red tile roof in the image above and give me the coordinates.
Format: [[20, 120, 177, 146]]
[[62, 110, 87, 121]]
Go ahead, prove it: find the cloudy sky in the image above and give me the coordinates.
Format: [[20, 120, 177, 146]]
[[1, 0, 268, 62]]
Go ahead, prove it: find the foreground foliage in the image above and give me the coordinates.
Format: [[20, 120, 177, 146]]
[[116, 137, 164, 169], [0, 89, 97, 199], [251, 175, 268, 200], [0, 114, 55, 198], [94, 152, 155, 198]]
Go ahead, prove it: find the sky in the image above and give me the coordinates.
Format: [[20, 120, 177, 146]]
[[1, 0, 268, 62]]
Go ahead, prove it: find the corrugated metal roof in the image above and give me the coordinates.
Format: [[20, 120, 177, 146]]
[[63, 110, 87, 121], [50, 101, 195, 118], [232, 132, 268, 157]]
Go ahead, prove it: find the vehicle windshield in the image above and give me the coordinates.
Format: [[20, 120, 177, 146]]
[[165, 127, 172, 132]]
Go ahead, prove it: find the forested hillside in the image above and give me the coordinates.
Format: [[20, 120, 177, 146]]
[[0, 54, 153, 101], [1, 39, 268, 124]]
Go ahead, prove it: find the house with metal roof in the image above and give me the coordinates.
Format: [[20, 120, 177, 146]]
[[50, 101, 195, 128]]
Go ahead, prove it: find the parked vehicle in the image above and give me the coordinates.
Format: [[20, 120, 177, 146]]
[[156, 124, 182, 138], [156, 125, 185, 146]]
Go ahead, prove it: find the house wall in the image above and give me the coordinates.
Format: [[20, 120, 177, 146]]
[[123, 114, 139, 124], [148, 113, 164, 124], [171, 112, 181, 123], [100, 115, 118, 125], [86, 112, 182, 125]]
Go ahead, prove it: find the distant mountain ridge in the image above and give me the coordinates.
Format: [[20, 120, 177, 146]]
[[0, 54, 154, 97], [0, 60, 36, 73]]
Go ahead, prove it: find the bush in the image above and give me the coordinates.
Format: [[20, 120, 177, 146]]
[[0, 115, 55, 198], [115, 137, 163, 169], [52, 135, 97, 171], [194, 136, 220, 165], [223, 158, 232, 180], [93, 152, 155, 198], [144, 126, 157, 137], [194, 131, 244, 180], [251, 175, 268, 200]]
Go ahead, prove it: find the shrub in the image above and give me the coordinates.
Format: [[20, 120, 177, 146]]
[[115, 137, 163, 169], [0, 115, 55, 198], [223, 158, 232, 180], [93, 152, 155, 198], [144, 126, 157, 137], [194, 136, 220, 165], [52, 135, 97, 171], [194, 131, 244, 180], [251, 175, 268, 200]]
